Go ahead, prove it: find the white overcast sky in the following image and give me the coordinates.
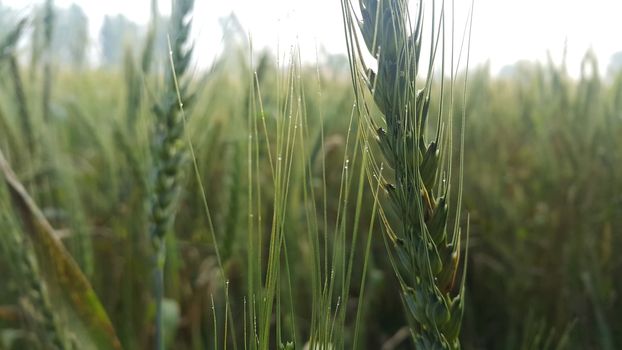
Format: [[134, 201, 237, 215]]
[[3, 0, 622, 76]]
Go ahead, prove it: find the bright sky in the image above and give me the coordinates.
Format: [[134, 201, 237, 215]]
[[3, 0, 622, 76]]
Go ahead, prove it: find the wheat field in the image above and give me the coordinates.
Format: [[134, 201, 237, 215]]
[[0, 0, 621, 349]]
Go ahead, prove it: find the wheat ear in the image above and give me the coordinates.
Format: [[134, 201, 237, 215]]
[[148, 0, 195, 349], [342, 0, 470, 348]]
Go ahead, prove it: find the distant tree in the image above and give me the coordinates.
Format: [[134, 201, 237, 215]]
[[499, 60, 541, 80], [0, 3, 17, 39], [607, 51, 622, 77], [210, 13, 247, 73], [322, 49, 349, 77], [99, 14, 139, 67], [30, 3, 89, 70], [61, 4, 89, 68]]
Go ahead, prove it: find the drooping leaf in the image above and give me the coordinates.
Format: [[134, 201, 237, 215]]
[[0, 150, 122, 350]]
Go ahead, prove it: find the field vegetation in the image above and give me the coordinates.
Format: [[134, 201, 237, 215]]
[[0, 0, 621, 349]]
